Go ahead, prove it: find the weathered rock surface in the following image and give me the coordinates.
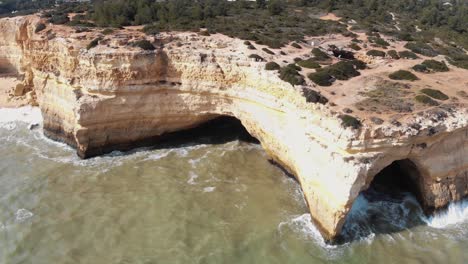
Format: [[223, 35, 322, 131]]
[[0, 15, 467, 241]]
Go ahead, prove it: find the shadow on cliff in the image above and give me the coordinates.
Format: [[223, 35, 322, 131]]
[[104, 116, 259, 156], [336, 160, 428, 244]]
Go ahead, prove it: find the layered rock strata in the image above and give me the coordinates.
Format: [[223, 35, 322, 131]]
[[0, 15, 467, 241]]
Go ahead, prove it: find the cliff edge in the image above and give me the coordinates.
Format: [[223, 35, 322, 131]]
[[0, 15, 467, 241]]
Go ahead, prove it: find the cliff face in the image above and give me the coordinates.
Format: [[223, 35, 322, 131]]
[[1, 15, 467, 241]]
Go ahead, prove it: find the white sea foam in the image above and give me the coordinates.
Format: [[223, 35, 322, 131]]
[[0, 106, 42, 125], [425, 199, 468, 228], [15, 209, 33, 222], [203, 187, 216, 192], [187, 172, 199, 185]]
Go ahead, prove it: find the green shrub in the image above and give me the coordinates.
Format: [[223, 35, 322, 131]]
[[339, 115, 362, 129], [398, 50, 419, 59], [247, 44, 256, 50], [131, 40, 155, 51], [308, 60, 364, 86], [415, 95, 439, 106], [421, 60, 449, 72], [387, 50, 400, 59], [351, 38, 362, 43], [262, 48, 275, 55], [412, 64, 429, 73], [265, 62, 280, 71], [404, 42, 438, 57], [369, 37, 390, 47], [349, 43, 361, 51], [198, 30, 210, 36], [35, 22, 46, 33], [48, 14, 69, 25], [86, 38, 100, 50], [308, 71, 333, 86], [279, 64, 305, 86], [389, 70, 419, 81], [249, 54, 264, 61], [291, 42, 302, 49], [302, 88, 328, 104], [297, 59, 321, 69], [311, 48, 330, 61], [420, 88, 449, 100], [367, 50, 386, 57]]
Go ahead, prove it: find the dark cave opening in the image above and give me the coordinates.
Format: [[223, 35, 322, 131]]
[[339, 159, 427, 243]]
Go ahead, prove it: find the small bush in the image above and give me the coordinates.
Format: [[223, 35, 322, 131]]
[[265, 62, 280, 71], [311, 48, 330, 61], [398, 50, 419, 59], [302, 88, 328, 104], [367, 50, 386, 57], [247, 44, 256, 50], [420, 88, 449, 100], [131, 40, 155, 51], [48, 14, 69, 25], [308, 71, 333, 86], [249, 54, 264, 62], [369, 37, 390, 47], [35, 22, 46, 33], [389, 70, 419, 81], [387, 50, 400, 59], [339, 115, 362, 129], [415, 95, 439, 106], [308, 60, 364, 86], [349, 43, 361, 51], [297, 59, 321, 69], [404, 42, 438, 57], [279, 64, 305, 86], [421, 60, 449, 72], [412, 64, 429, 73], [291, 42, 302, 49], [244, 41, 251, 45], [86, 38, 100, 50], [262, 48, 275, 55]]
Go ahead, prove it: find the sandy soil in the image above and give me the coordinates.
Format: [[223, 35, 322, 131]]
[[0, 77, 28, 108]]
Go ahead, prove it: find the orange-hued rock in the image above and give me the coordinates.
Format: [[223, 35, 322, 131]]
[[0, 15, 467, 241]]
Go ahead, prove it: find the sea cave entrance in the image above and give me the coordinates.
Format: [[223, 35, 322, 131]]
[[339, 159, 427, 242], [148, 115, 259, 150]]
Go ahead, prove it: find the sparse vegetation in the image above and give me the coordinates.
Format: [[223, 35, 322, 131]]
[[291, 42, 302, 49], [389, 70, 419, 81], [86, 38, 100, 50], [302, 88, 328, 104], [367, 50, 386, 57], [279, 64, 304, 86], [421, 60, 449, 72], [297, 59, 321, 69], [35, 22, 46, 33], [387, 50, 400, 59], [404, 42, 438, 57], [131, 40, 155, 51], [420, 88, 449, 100], [308, 60, 365, 86], [368, 37, 390, 48], [262, 48, 275, 55], [349, 43, 361, 51], [398, 51, 419, 60], [415, 95, 439, 106], [249, 54, 264, 62], [311, 48, 330, 62], [412, 64, 429, 73], [265, 62, 280, 71], [339, 115, 362, 129]]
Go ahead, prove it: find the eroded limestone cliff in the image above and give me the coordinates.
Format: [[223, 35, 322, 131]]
[[0, 15, 467, 241]]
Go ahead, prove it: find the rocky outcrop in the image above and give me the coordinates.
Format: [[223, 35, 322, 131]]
[[0, 15, 467, 242]]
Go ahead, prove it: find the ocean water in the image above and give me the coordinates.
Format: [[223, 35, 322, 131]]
[[0, 107, 467, 264]]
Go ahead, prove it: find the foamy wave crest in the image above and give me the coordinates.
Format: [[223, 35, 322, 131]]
[[0, 106, 42, 125], [278, 213, 335, 248], [425, 199, 468, 228]]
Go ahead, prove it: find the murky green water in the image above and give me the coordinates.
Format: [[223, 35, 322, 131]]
[[1, 107, 467, 264]]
